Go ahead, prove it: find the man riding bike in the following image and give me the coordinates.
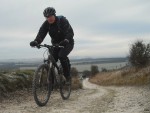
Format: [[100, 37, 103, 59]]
[[30, 7, 74, 82]]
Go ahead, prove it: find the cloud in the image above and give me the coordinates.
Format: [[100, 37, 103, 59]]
[[0, 0, 150, 59]]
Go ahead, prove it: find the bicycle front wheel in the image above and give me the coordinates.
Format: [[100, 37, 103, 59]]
[[32, 64, 52, 106]]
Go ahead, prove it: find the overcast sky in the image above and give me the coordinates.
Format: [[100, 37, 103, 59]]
[[0, 0, 150, 60]]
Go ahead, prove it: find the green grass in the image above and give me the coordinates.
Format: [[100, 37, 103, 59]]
[[0, 70, 82, 97]]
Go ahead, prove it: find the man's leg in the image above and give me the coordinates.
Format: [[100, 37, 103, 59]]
[[58, 44, 73, 81], [59, 57, 70, 80], [52, 47, 59, 62]]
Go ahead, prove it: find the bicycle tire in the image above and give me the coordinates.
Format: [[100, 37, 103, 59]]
[[32, 64, 52, 106], [59, 66, 72, 100]]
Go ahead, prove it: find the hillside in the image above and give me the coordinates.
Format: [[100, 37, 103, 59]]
[[89, 66, 150, 86]]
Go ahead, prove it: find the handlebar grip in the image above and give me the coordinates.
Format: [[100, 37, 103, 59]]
[[36, 45, 41, 49]]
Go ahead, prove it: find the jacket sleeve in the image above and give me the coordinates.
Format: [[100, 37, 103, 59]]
[[61, 17, 74, 42], [34, 21, 49, 44]]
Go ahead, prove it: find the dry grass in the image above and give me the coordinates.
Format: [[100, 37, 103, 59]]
[[72, 76, 83, 90], [89, 66, 150, 86]]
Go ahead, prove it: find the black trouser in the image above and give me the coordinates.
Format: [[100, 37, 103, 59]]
[[52, 43, 74, 79]]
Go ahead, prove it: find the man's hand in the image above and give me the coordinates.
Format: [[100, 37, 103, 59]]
[[59, 39, 69, 46], [30, 41, 38, 47]]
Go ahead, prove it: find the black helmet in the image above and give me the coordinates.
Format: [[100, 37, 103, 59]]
[[43, 7, 56, 17]]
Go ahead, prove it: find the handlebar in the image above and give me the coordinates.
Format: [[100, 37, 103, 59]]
[[36, 44, 64, 49]]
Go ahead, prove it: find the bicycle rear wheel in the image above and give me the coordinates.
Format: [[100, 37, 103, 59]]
[[59, 66, 72, 100], [32, 64, 52, 106]]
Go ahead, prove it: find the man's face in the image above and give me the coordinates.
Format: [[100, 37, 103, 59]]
[[46, 15, 55, 24]]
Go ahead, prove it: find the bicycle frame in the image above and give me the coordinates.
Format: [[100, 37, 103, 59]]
[[38, 44, 63, 77], [48, 48, 60, 73]]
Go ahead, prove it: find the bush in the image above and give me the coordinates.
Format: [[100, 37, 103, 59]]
[[0, 70, 34, 97], [82, 70, 91, 78], [71, 67, 78, 77], [101, 67, 108, 72], [91, 65, 99, 76], [128, 40, 150, 67]]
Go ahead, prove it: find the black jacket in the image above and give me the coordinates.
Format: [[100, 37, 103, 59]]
[[34, 16, 74, 45]]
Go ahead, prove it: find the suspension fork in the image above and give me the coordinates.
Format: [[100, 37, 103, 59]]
[[39, 67, 46, 87]]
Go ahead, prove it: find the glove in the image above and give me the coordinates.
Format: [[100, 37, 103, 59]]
[[30, 41, 38, 47], [59, 39, 69, 46]]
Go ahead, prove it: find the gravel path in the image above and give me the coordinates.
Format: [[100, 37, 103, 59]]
[[0, 79, 150, 113], [105, 86, 150, 113]]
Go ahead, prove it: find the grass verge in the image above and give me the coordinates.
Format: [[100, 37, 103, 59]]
[[89, 66, 150, 86], [0, 70, 82, 99]]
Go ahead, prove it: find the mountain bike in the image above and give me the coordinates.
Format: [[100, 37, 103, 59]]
[[32, 44, 72, 106]]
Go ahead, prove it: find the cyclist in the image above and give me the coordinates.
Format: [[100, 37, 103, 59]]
[[30, 7, 74, 82]]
